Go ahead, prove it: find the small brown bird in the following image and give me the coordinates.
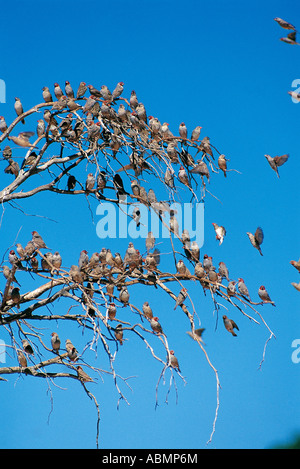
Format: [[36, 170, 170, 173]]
[[238, 278, 251, 301], [218, 261, 229, 281], [142, 301, 153, 319], [77, 366, 94, 383], [174, 288, 187, 310], [85, 173, 95, 192], [169, 350, 181, 372], [11, 287, 21, 309], [190, 159, 210, 183], [187, 328, 205, 344], [218, 154, 227, 177], [191, 125, 202, 141], [274, 17, 296, 30], [76, 82, 87, 99], [150, 316, 163, 335], [65, 339, 78, 361], [2, 265, 21, 286], [51, 332, 61, 353], [107, 303, 117, 320], [17, 351, 27, 368], [65, 81, 74, 98], [54, 83, 63, 99], [4, 158, 19, 178], [265, 154, 289, 178], [8, 131, 35, 148], [247, 227, 264, 256], [227, 281, 236, 297], [280, 31, 300, 45], [223, 315, 239, 337], [291, 281, 300, 292], [22, 339, 34, 355], [14, 97, 25, 124], [70, 265, 84, 284], [290, 259, 300, 273], [258, 286, 275, 306], [42, 86, 53, 103], [114, 324, 124, 345], [31, 230, 49, 249]]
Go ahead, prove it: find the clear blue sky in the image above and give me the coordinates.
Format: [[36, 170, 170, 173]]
[[0, 0, 299, 449]]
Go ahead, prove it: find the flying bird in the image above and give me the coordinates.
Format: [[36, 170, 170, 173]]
[[212, 223, 226, 245], [280, 31, 300, 45], [274, 17, 296, 30], [264, 154, 289, 178], [246, 227, 264, 256], [223, 315, 239, 337]]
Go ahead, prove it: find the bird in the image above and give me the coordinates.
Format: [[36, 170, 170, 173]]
[[238, 278, 251, 301], [280, 31, 300, 45], [218, 261, 229, 281], [169, 350, 181, 372], [191, 125, 202, 141], [190, 159, 210, 183], [203, 254, 212, 273], [76, 82, 87, 99], [174, 288, 187, 310], [290, 259, 300, 273], [65, 81, 74, 98], [223, 315, 239, 337], [150, 316, 164, 335], [65, 339, 78, 361], [54, 83, 63, 99], [114, 324, 124, 345], [4, 158, 19, 178], [264, 154, 289, 178], [42, 86, 53, 103], [176, 259, 191, 277], [69, 265, 84, 284], [77, 366, 94, 383], [142, 301, 153, 319], [227, 281, 236, 297], [2, 265, 21, 286], [112, 81, 124, 100], [8, 131, 35, 148], [78, 250, 89, 270], [218, 154, 228, 177], [179, 122, 188, 140], [274, 17, 296, 30], [67, 175, 76, 191], [119, 286, 130, 305], [85, 173, 95, 192], [291, 281, 300, 292], [31, 231, 49, 249], [146, 232, 155, 253], [0, 116, 8, 133], [187, 328, 205, 344], [194, 262, 205, 279], [11, 287, 21, 309], [212, 223, 226, 245], [258, 286, 275, 306], [22, 339, 34, 355], [17, 351, 27, 368], [51, 332, 61, 353], [132, 206, 141, 227], [14, 97, 25, 124], [15, 242, 25, 259], [246, 227, 264, 256], [96, 171, 106, 194], [190, 241, 200, 261], [178, 166, 190, 187], [107, 303, 117, 320]]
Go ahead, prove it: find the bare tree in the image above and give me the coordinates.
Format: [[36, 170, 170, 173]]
[[0, 82, 275, 447]]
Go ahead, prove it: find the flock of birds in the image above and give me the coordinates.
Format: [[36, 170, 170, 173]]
[[0, 15, 299, 374]]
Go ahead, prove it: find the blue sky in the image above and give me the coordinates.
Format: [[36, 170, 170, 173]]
[[0, 0, 299, 450]]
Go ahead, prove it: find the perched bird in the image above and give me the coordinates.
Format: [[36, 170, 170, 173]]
[[16, 243, 25, 259], [176, 259, 191, 277], [280, 31, 300, 45], [258, 286, 275, 305], [174, 288, 188, 310], [119, 286, 130, 305], [178, 166, 190, 187], [65, 339, 78, 361], [78, 250, 89, 270], [51, 95, 67, 111], [77, 366, 94, 383], [76, 82, 87, 99], [194, 262, 205, 279], [51, 332, 61, 353], [264, 154, 289, 178], [146, 232, 155, 253], [238, 278, 251, 301], [21, 151, 38, 169], [169, 211, 179, 235], [218, 154, 227, 177], [31, 230, 49, 249], [112, 81, 124, 100], [8, 250, 21, 267], [290, 259, 300, 273], [187, 328, 205, 344], [22, 339, 34, 355], [114, 324, 124, 345], [65, 81, 74, 98], [169, 350, 181, 372], [190, 159, 210, 183], [227, 281, 236, 297], [85, 173, 95, 192], [2, 265, 21, 286], [190, 241, 200, 261], [11, 287, 21, 309], [212, 223, 226, 245], [191, 125, 202, 141], [142, 301, 153, 319], [223, 315, 239, 337], [36, 119, 45, 137], [150, 316, 164, 334], [274, 17, 296, 30], [96, 171, 106, 194], [107, 303, 117, 320], [14, 97, 25, 124], [69, 265, 84, 284], [247, 227, 264, 256], [17, 351, 27, 368], [179, 122, 188, 140], [100, 85, 112, 101], [203, 254, 212, 273], [4, 158, 19, 178], [132, 206, 141, 227], [42, 86, 53, 103], [0, 116, 8, 133], [218, 261, 229, 281], [67, 175, 76, 191], [51, 251, 62, 272], [54, 83, 63, 99]]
